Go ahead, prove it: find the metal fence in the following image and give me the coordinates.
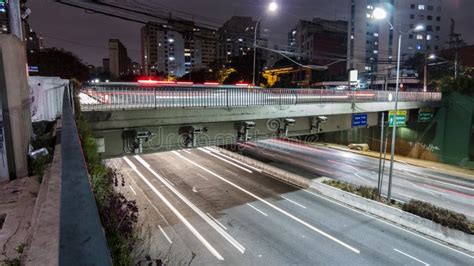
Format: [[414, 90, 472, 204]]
[[80, 84, 442, 111]]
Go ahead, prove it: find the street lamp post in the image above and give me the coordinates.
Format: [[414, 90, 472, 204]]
[[373, 7, 424, 202], [428, 54, 457, 78], [252, 2, 278, 86]]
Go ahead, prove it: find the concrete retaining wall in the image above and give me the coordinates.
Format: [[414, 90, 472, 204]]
[[215, 147, 310, 188], [310, 181, 474, 253]]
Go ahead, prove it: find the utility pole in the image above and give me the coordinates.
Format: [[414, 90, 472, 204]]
[[8, 0, 23, 39], [377, 112, 385, 195]]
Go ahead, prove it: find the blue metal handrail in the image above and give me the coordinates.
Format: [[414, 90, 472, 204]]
[[59, 85, 112, 265]]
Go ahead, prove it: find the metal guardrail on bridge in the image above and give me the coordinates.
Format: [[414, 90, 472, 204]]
[[80, 84, 442, 111]]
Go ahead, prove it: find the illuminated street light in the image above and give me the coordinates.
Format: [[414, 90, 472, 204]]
[[252, 2, 279, 86], [429, 54, 436, 60], [268, 2, 278, 12], [372, 7, 426, 201], [372, 7, 387, 20]]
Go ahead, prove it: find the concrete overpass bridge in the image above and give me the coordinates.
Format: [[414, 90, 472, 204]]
[[80, 83, 442, 157]]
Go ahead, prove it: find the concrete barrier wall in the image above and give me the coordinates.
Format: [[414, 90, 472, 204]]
[[215, 147, 311, 188], [310, 181, 474, 253], [0, 35, 31, 179]]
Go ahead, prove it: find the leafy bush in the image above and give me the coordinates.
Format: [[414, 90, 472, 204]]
[[323, 179, 474, 234], [76, 114, 138, 265], [402, 200, 474, 235]]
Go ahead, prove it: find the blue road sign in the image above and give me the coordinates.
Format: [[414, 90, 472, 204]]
[[352, 113, 368, 127]]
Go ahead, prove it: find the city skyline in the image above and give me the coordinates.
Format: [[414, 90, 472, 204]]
[[22, 0, 457, 66]]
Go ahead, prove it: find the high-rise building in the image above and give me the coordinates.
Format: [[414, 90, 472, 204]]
[[0, 0, 8, 34], [24, 24, 40, 55], [217, 16, 260, 62], [108, 39, 129, 78], [288, 18, 347, 78], [348, 0, 450, 82], [141, 20, 217, 77], [102, 58, 110, 74]]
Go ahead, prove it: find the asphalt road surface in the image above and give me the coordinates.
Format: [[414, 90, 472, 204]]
[[107, 147, 474, 265], [240, 139, 474, 221]]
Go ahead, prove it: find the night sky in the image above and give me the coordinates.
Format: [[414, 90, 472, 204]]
[[28, 0, 473, 66]]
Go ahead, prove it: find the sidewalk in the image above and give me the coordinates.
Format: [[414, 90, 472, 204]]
[[314, 143, 474, 180], [0, 176, 40, 263]]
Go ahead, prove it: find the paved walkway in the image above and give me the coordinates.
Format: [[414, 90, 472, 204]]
[[318, 143, 474, 180], [0, 176, 39, 263]]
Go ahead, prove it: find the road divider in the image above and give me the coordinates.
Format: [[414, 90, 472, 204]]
[[310, 179, 474, 253]]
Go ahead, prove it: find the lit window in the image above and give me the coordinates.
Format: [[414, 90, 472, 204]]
[[418, 5, 425, 10], [366, 13, 371, 18], [168, 38, 174, 43], [365, 66, 372, 71], [350, 34, 354, 39], [416, 34, 423, 40], [169, 56, 175, 61], [373, 50, 378, 54], [426, 34, 432, 40], [373, 32, 379, 37], [238, 38, 243, 42], [367, 5, 373, 9]]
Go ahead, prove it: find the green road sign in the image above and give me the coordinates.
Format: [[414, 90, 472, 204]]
[[418, 108, 434, 122], [389, 110, 407, 127]]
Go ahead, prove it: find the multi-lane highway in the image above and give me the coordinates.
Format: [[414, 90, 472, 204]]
[[107, 147, 473, 265], [241, 139, 474, 221]]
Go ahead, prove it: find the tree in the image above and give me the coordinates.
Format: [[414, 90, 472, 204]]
[[28, 48, 90, 81], [437, 71, 474, 96]]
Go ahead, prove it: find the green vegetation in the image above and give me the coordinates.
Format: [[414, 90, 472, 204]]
[[76, 114, 138, 265], [28, 121, 56, 182], [1, 243, 26, 266], [323, 179, 474, 234], [437, 74, 474, 96]]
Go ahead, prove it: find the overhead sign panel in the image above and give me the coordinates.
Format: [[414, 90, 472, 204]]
[[352, 113, 368, 127], [389, 110, 408, 127]]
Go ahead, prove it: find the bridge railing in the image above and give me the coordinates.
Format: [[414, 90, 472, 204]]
[[80, 85, 442, 111]]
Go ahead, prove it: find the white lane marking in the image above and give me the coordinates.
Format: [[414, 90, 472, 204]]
[[407, 181, 436, 196], [281, 195, 307, 209], [246, 203, 268, 217], [183, 149, 192, 154], [354, 173, 372, 184], [225, 169, 238, 176], [198, 148, 253, 173], [159, 225, 173, 244], [402, 170, 474, 192], [123, 157, 224, 261], [394, 248, 430, 265], [173, 151, 360, 254], [196, 173, 209, 181], [303, 189, 474, 259], [204, 147, 263, 173], [192, 187, 198, 193], [135, 155, 246, 254], [207, 213, 228, 230], [129, 185, 137, 195]]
